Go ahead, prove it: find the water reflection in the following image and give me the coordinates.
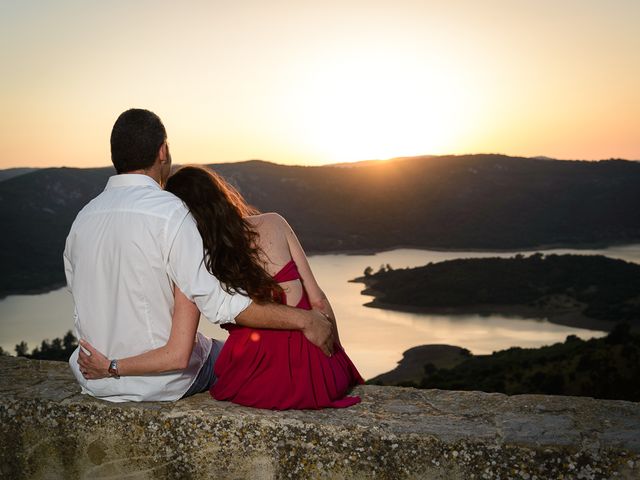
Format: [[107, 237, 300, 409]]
[[2, 245, 638, 379]]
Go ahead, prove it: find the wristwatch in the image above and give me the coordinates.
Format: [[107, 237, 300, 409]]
[[108, 359, 120, 379]]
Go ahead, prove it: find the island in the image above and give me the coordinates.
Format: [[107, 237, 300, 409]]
[[353, 253, 640, 332]]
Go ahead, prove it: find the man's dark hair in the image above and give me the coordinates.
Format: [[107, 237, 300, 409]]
[[110, 109, 167, 174]]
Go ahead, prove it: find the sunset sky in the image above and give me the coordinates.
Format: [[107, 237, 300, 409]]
[[1, 0, 639, 169]]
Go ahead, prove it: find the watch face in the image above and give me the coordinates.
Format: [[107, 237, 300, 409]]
[[108, 360, 119, 377]]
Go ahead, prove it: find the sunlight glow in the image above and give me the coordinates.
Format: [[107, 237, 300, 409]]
[[1, 1, 638, 168], [291, 51, 476, 162]]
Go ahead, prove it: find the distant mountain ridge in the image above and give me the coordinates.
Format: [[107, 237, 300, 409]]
[[0, 168, 37, 183], [1, 154, 640, 297]]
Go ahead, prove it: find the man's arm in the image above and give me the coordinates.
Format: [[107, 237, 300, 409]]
[[167, 211, 252, 323], [78, 287, 200, 378], [63, 237, 74, 292], [63, 235, 83, 340], [166, 210, 334, 355], [236, 302, 334, 356]]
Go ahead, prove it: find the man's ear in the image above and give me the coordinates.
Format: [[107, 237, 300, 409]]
[[157, 142, 168, 165]]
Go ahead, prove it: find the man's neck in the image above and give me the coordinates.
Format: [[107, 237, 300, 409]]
[[123, 169, 162, 186]]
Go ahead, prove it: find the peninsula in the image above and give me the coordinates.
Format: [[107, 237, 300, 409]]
[[354, 253, 640, 332]]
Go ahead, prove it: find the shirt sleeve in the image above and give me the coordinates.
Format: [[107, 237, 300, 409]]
[[63, 235, 74, 293], [166, 210, 252, 324], [64, 234, 81, 336]]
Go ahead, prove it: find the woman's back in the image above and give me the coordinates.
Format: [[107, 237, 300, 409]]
[[245, 213, 306, 308], [211, 212, 364, 409]]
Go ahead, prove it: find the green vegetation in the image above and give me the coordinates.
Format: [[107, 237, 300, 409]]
[[367, 345, 472, 386], [3, 154, 640, 297], [0, 166, 112, 298], [13, 330, 77, 362], [360, 253, 640, 322], [372, 324, 640, 402]]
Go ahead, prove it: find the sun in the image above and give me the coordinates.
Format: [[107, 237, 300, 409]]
[[290, 51, 475, 163]]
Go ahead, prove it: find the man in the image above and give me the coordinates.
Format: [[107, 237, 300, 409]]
[[65, 108, 333, 402]]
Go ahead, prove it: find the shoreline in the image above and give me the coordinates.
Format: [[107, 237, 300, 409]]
[[2, 241, 639, 300], [307, 241, 640, 257], [0, 282, 67, 301], [362, 299, 620, 333]]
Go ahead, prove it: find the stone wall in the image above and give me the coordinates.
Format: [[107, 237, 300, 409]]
[[1, 356, 639, 479]]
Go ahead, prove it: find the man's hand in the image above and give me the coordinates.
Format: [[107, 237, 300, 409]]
[[77, 340, 110, 380], [235, 302, 335, 356], [302, 309, 334, 357]]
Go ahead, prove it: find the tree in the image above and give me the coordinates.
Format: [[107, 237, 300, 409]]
[[606, 322, 631, 345], [40, 340, 51, 355], [15, 341, 28, 357], [363, 266, 373, 277], [63, 330, 77, 352], [423, 363, 438, 376], [51, 338, 63, 351]]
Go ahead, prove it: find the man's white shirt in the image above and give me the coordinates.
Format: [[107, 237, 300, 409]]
[[64, 174, 251, 402]]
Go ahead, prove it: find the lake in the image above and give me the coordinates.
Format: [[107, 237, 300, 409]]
[[2, 244, 639, 379]]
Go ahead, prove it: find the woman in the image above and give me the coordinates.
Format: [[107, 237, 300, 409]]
[[78, 165, 363, 409]]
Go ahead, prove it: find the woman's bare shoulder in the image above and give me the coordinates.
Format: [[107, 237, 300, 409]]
[[245, 213, 292, 264], [245, 212, 289, 230]]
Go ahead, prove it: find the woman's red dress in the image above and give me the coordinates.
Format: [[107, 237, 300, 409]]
[[210, 259, 364, 409]]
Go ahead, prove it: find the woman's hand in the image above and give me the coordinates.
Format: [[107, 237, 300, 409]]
[[77, 339, 111, 380]]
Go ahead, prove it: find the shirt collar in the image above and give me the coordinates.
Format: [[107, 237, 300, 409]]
[[105, 174, 162, 191]]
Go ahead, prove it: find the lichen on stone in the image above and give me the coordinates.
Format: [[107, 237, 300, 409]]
[[1, 357, 639, 479]]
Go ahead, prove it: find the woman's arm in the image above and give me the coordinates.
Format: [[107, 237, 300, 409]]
[[78, 287, 200, 379], [279, 215, 342, 347]]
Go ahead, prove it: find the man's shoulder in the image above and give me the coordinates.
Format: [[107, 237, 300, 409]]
[[78, 186, 188, 221], [139, 188, 188, 216]]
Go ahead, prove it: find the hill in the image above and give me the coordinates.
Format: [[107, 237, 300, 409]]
[[2, 154, 640, 297], [368, 345, 471, 386], [0, 168, 36, 183], [369, 323, 640, 402]]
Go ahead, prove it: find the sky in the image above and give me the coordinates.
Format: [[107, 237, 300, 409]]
[[1, 0, 639, 169]]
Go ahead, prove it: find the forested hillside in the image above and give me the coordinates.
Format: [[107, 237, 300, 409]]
[[2, 154, 639, 297]]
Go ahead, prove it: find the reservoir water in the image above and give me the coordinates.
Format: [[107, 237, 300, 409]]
[[1, 244, 639, 379]]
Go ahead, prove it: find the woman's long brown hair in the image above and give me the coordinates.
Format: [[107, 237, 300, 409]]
[[165, 165, 282, 303]]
